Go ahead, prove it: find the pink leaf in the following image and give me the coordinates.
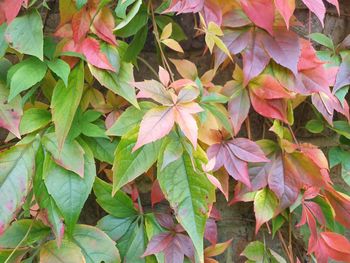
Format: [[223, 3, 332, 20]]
[[174, 106, 199, 149], [302, 0, 325, 26], [133, 106, 175, 151], [228, 138, 269, 163], [274, 0, 296, 28], [81, 38, 115, 71], [204, 218, 218, 245], [228, 86, 250, 135], [158, 66, 170, 87], [91, 7, 117, 45], [142, 233, 173, 257], [72, 7, 90, 43]]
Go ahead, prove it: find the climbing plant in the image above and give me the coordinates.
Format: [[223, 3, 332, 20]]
[[0, 0, 350, 262]]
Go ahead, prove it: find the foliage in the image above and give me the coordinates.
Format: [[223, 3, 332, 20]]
[[0, 0, 350, 262]]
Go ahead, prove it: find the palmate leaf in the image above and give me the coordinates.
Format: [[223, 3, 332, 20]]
[[0, 138, 39, 235], [157, 140, 215, 262], [112, 126, 161, 194]]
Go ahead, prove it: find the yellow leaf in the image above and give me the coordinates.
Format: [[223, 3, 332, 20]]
[[160, 23, 173, 41], [213, 36, 232, 60], [162, 39, 184, 53], [205, 34, 215, 53], [208, 22, 223, 36]]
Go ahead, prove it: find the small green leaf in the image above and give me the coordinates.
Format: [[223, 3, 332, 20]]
[[115, 5, 148, 38], [82, 136, 118, 164], [305, 119, 324, 133], [46, 59, 70, 87], [254, 188, 278, 233], [124, 25, 148, 63], [241, 241, 265, 261], [94, 178, 138, 218], [97, 215, 136, 241], [114, 0, 142, 30], [5, 10, 44, 60], [19, 108, 51, 135], [113, 126, 161, 194], [309, 33, 334, 50], [7, 57, 47, 101]]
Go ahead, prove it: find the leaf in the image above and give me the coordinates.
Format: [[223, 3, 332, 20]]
[[0, 140, 38, 235], [160, 23, 172, 40], [39, 240, 85, 263], [93, 178, 138, 218], [162, 38, 184, 53], [241, 241, 265, 261], [114, 0, 142, 30], [92, 7, 117, 45], [19, 108, 51, 135], [275, 0, 295, 28], [334, 52, 350, 92], [42, 133, 85, 178], [204, 239, 232, 258], [0, 83, 22, 138], [309, 33, 334, 50], [107, 102, 155, 136], [89, 45, 138, 108], [71, 7, 90, 43], [0, 24, 8, 58], [0, 247, 29, 263], [169, 59, 198, 80], [240, 0, 274, 34], [82, 37, 115, 71], [97, 215, 136, 241], [34, 146, 65, 246], [76, 0, 87, 9], [113, 127, 161, 194], [133, 106, 175, 151], [301, 0, 326, 26], [82, 136, 117, 164], [124, 25, 148, 62], [46, 59, 70, 87], [7, 56, 47, 101], [5, 10, 44, 60], [72, 224, 121, 263], [43, 144, 95, 234], [51, 62, 84, 148], [158, 147, 215, 262], [305, 119, 324, 133], [0, 219, 50, 248], [254, 188, 278, 233]]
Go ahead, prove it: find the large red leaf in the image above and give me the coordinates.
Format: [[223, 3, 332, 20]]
[[0, 0, 24, 24], [71, 7, 90, 44], [240, 0, 275, 35]]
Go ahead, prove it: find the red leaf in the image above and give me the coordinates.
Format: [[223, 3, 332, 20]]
[[164, 0, 204, 14], [250, 75, 293, 100], [151, 180, 165, 207], [0, 0, 24, 23], [72, 7, 90, 43], [81, 37, 115, 71], [240, 0, 275, 35], [142, 233, 173, 257], [325, 188, 350, 228], [319, 232, 350, 262], [91, 7, 117, 45], [156, 213, 175, 230], [274, 0, 295, 28]]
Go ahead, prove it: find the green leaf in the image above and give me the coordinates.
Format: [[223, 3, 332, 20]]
[[97, 215, 136, 241], [72, 224, 120, 263], [0, 219, 50, 248], [0, 247, 29, 263], [94, 178, 138, 218], [124, 25, 148, 63], [113, 126, 161, 194], [43, 144, 95, 234], [0, 24, 8, 58], [20, 108, 51, 135], [51, 62, 84, 148], [201, 92, 229, 103], [241, 241, 265, 261], [0, 82, 22, 138], [0, 58, 11, 82], [331, 121, 350, 139], [42, 133, 85, 178], [46, 59, 70, 87], [309, 33, 334, 50], [115, 5, 148, 38], [88, 46, 138, 108], [5, 10, 44, 60], [115, 0, 136, 18], [272, 215, 285, 238], [82, 136, 118, 164], [0, 140, 39, 234], [7, 57, 47, 101], [114, 0, 142, 30], [305, 119, 324, 134], [40, 240, 85, 263], [201, 103, 233, 135], [117, 219, 145, 263], [33, 146, 64, 245], [157, 144, 215, 262], [254, 188, 278, 233], [107, 102, 155, 136]]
